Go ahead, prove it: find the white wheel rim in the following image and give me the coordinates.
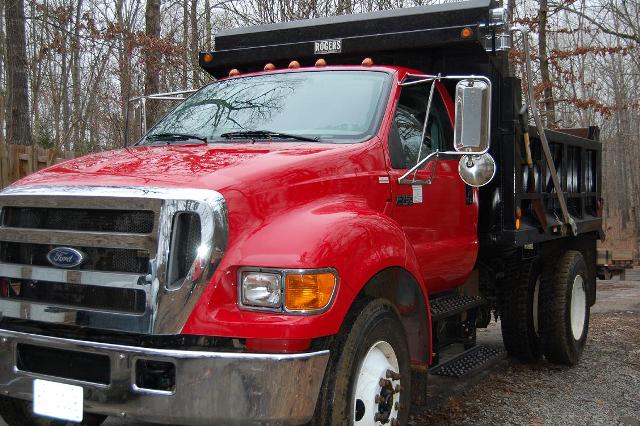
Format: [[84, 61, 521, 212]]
[[532, 276, 540, 336], [570, 275, 586, 340], [353, 341, 401, 425]]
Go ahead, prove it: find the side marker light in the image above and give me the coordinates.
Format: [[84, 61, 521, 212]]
[[461, 27, 474, 39]]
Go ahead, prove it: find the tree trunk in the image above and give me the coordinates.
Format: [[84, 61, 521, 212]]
[[0, 10, 6, 145], [71, 0, 84, 149], [144, 0, 161, 129], [182, 0, 189, 89], [116, 0, 132, 146], [61, 31, 70, 151], [538, 0, 556, 127], [4, 0, 32, 146], [204, 0, 212, 51], [190, 0, 199, 87]]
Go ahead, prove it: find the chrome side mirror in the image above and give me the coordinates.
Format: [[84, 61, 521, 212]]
[[458, 154, 496, 187], [454, 79, 491, 153]]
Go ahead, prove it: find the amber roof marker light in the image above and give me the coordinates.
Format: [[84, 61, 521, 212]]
[[228, 68, 241, 77], [361, 57, 374, 66], [264, 63, 276, 71], [288, 60, 301, 69], [202, 52, 214, 63], [315, 58, 327, 67]]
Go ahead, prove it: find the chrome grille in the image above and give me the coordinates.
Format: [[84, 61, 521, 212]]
[[0, 185, 228, 335], [0, 242, 150, 274], [3, 279, 146, 314], [3, 207, 154, 234]]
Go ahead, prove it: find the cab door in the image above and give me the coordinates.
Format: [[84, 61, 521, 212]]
[[386, 81, 479, 294]]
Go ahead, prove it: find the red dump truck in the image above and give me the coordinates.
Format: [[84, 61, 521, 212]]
[[0, 0, 603, 425]]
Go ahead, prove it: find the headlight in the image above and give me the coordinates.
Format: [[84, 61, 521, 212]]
[[240, 272, 281, 309], [238, 268, 337, 314]]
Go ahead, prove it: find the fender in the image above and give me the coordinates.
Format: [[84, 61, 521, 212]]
[[182, 198, 433, 352]]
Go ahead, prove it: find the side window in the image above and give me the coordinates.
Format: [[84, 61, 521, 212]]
[[389, 85, 453, 169]]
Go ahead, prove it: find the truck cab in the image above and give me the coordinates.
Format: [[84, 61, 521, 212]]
[[0, 1, 601, 425]]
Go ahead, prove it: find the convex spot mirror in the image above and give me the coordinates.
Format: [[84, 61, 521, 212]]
[[458, 154, 496, 187], [454, 79, 491, 153]]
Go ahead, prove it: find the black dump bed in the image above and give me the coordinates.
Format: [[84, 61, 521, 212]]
[[200, 0, 501, 78], [200, 0, 603, 248]]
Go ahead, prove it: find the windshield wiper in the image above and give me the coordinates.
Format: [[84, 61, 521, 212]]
[[220, 130, 319, 142], [146, 132, 208, 144]]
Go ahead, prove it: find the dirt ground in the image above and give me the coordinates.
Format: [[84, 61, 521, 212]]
[[410, 269, 640, 426]]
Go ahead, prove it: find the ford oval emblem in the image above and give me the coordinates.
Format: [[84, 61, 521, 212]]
[[46, 247, 87, 268]]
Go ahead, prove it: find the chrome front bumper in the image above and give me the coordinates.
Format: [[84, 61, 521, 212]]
[[0, 329, 329, 425]]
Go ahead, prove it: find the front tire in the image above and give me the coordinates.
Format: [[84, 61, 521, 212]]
[[540, 250, 590, 365], [0, 396, 106, 426], [313, 299, 411, 426]]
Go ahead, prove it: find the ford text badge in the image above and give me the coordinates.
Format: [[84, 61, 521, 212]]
[[46, 247, 87, 268]]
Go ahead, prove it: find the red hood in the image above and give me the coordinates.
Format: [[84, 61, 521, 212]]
[[15, 142, 351, 192]]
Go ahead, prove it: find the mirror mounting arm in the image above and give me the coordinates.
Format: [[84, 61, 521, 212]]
[[398, 150, 465, 185]]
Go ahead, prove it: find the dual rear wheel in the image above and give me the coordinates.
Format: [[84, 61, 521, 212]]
[[501, 250, 590, 365]]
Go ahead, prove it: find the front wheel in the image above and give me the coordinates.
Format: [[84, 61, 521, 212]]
[[313, 299, 411, 425]]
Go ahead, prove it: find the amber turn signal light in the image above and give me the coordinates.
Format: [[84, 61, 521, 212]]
[[285, 272, 336, 311]]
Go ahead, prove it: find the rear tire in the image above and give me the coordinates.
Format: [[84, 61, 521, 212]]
[[540, 250, 590, 365], [0, 396, 106, 426], [500, 260, 543, 362], [313, 298, 411, 425]]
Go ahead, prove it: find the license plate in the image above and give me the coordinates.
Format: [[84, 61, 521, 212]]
[[33, 379, 83, 422]]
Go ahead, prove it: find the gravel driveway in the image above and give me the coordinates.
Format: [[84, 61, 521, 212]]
[[410, 272, 640, 426]]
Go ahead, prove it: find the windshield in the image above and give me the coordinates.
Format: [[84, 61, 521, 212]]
[[141, 70, 390, 144]]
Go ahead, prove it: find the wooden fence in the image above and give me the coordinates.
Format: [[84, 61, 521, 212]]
[[0, 143, 76, 189]]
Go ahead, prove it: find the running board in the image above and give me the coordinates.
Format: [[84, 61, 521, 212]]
[[430, 345, 504, 378], [429, 294, 485, 321]]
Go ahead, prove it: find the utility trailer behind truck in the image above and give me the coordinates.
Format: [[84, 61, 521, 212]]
[[597, 248, 634, 280], [0, 1, 602, 425]]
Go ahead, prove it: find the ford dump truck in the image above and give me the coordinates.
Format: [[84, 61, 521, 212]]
[[0, 1, 603, 425]]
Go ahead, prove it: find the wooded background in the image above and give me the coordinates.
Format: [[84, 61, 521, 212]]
[[0, 0, 639, 254]]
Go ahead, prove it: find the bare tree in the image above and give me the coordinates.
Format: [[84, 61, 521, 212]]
[[538, 0, 556, 126], [4, 0, 31, 146], [0, 10, 6, 145], [144, 0, 161, 128]]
